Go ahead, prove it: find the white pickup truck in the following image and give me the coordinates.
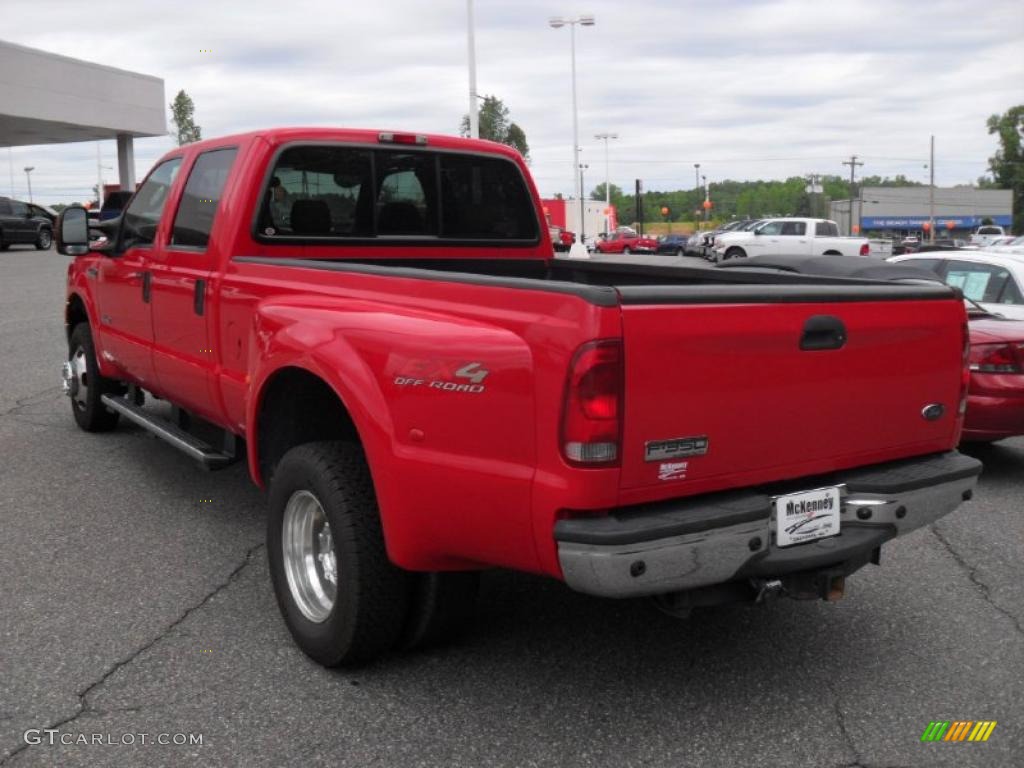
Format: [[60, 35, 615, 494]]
[[711, 218, 870, 262], [968, 225, 1006, 247]]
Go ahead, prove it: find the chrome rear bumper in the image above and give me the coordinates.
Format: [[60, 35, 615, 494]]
[[555, 452, 982, 598]]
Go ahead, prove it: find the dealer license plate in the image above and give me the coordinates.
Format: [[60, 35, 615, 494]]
[[773, 486, 841, 548]]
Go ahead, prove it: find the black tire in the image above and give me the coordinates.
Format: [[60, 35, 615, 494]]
[[675, 247, 684, 257], [622, 246, 631, 255], [823, 250, 841, 256], [0, 230, 8, 250], [267, 441, 409, 666], [67, 323, 120, 432], [35, 228, 53, 250], [402, 571, 480, 651], [725, 247, 746, 260]]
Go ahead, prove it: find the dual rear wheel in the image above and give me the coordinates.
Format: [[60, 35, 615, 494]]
[[267, 442, 479, 666]]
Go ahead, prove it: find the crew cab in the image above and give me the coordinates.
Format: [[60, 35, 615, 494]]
[[594, 228, 659, 254], [712, 217, 870, 262], [56, 127, 980, 667]]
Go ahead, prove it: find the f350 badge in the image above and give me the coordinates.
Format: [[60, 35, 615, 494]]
[[645, 435, 709, 462]]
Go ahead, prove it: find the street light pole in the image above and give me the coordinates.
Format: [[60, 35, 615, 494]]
[[928, 135, 935, 244], [694, 163, 701, 230], [23, 166, 34, 203], [595, 132, 617, 235], [579, 163, 589, 241], [549, 14, 595, 243], [466, 0, 479, 139]]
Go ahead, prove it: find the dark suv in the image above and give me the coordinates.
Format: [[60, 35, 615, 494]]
[[0, 197, 53, 250]]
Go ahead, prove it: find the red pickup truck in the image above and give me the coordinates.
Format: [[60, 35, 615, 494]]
[[595, 228, 659, 255], [56, 127, 980, 667]]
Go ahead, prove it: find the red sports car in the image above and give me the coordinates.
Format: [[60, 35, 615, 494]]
[[963, 309, 1024, 442]]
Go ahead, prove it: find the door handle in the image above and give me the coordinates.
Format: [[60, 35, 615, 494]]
[[141, 272, 151, 303], [800, 315, 846, 351]]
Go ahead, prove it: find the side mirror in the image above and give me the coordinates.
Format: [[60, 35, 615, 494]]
[[56, 206, 90, 256], [753, 229, 763, 236]]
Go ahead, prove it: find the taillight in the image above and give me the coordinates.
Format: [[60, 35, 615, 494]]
[[969, 342, 1024, 373], [561, 340, 623, 466], [859, 243, 870, 256]]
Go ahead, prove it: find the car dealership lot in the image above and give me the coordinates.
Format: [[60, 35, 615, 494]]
[[1, 249, 1022, 767]]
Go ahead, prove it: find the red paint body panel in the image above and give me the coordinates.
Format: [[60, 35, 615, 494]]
[[618, 300, 966, 498], [64, 126, 970, 583]]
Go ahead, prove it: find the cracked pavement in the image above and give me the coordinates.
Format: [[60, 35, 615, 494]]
[[1, 248, 1022, 767]]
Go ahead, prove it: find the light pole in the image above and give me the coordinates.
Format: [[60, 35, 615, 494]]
[[466, 0, 479, 139], [694, 163, 701, 230], [549, 13, 595, 239], [594, 132, 617, 235], [578, 163, 589, 241], [23, 166, 34, 203]]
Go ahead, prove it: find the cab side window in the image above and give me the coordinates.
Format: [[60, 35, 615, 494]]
[[758, 221, 783, 235], [121, 158, 183, 248], [171, 148, 238, 249], [780, 222, 806, 236]]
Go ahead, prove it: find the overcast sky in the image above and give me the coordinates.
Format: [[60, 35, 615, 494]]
[[3, 0, 1023, 204]]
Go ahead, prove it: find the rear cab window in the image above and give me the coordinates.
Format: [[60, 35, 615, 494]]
[[255, 144, 539, 245], [815, 221, 839, 237]]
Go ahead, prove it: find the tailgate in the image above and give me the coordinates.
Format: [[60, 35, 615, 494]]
[[617, 285, 965, 493]]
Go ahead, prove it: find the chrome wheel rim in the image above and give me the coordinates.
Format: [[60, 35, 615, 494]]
[[39, 231, 52, 248], [282, 490, 337, 623], [67, 346, 89, 411]]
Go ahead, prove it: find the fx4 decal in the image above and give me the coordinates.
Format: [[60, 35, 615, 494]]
[[391, 357, 490, 394]]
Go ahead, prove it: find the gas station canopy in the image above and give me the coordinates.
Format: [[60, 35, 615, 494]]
[[0, 40, 166, 188]]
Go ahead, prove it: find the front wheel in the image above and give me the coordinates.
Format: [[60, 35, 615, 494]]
[[35, 228, 52, 250], [65, 323, 120, 432], [268, 442, 410, 666], [725, 247, 746, 260], [676, 247, 684, 257], [622, 246, 631, 255]]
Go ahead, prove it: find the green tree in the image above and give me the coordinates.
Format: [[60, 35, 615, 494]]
[[459, 95, 529, 160], [169, 90, 202, 146], [983, 105, 1023, 231]]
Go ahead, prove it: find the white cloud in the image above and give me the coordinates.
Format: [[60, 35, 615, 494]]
[[2, 0, 1022, 202]]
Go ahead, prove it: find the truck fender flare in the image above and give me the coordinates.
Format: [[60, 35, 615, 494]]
[[245, 318, 400, 542]]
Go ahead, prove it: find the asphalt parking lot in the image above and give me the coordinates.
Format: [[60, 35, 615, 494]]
[[1, 247, 1021, 768]]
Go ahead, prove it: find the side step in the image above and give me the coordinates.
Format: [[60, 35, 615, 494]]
[[100, 394, 237, 469]]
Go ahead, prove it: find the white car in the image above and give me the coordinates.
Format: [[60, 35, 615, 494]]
[[983, 235, 1024, 254], [888, 251, 1024, 321], [711, 217, 869, 262]]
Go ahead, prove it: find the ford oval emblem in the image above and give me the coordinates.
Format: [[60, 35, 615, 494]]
[[921, 403, 945, 421]]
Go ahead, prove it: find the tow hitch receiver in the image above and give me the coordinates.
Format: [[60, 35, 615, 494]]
[[777, 568, 849, 601]]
